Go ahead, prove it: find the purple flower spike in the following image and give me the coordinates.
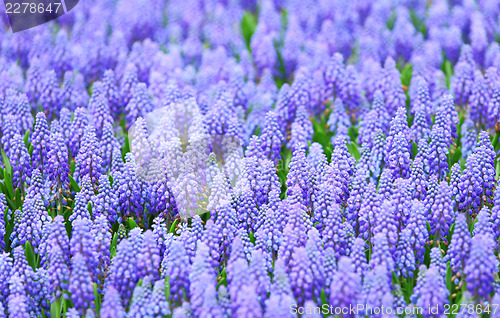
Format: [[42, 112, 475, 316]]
[[69, 253, 94, 315], [31, 112, 50, 174], [74, 126, 103, 186], [464, 234, 499, 299], [289, 247, 313, 306], [100, 286, 126, 318], [9, 134, 31, 192], [329, 257, 361, 318], [370, 233, 394, 273], [415, 266, 449, 318], [429, 181, 455, 243], [164, 240, 190, 303]]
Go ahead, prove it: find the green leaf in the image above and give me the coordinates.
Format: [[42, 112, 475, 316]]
[[496, 160, 500, 180], [24, 241, 37, 269], [443, 60, 454, 89], [493, 128, 500, 152], [128, 217, 138, 229], [423, 240, 432, 266], [402, 277, 412, 302], [3, 170, 14, 200], [4, 194, 16, 213], [110, 232, 118, 258], [312, 117, 332, 150], [93, 283, 101, 313], [15, 187, 21, 206], [445, 261, 453, 294], [347, 142, 361, 161], [400, 63, 413, 88], [386, 11, 396, 30], [320, 289, 328, 307], [448, 223, 456, 238], [50, 297, 63, 318], [23, 129, 30, 148], [62, 297, 69, 315], [411, 141, 418, 158], [2, 149, 12, 176], [348, 126, 358, 145], [410, 9, 426, 35], [63, 207, 73, 220], [69, 175, 80, 192], [165, 277, 170, 301], [249, 231, 255, 244], [217, 267, 227, 288], [169, 219, 180, 233], [122, 132, 131, 158], [391, 272, 400, 286], [70, 159, 75, 174], [241, 12, 257, 49]]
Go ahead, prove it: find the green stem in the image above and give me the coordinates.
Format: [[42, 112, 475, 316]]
[[492, 126, 500, 151]]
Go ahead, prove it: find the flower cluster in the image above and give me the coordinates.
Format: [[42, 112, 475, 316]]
[[1, 0, 500, 317]]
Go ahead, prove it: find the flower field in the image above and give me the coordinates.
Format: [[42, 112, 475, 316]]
[[1, 0, 500, 317]]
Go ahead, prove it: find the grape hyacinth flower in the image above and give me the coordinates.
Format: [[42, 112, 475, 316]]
[[327, 99, 350, 139], [386, 132, 411, 179], [464, 234, 499, 299], [88, 90, 113, 138], [447, 214, 471, 274], [460, 118, 478, 159], [9, 134, 31, 193], [289, 247, 313, 306], [107, 237, 140, 308], [358, 183, 380, 241], [127, 281, 152, 317], [429, 247, 447, 278], [164, 240, 190, 303], [125, 83, 153, 126], [1, 114, 20, 159], [70, 216, 96, 274], [395, 228, 416, 278], [0, 252, 13, 305], [137, 230, 160, 281], [374, 199, 399, 251], [429, 181, 455, 243], [47, 131, 70, 209], [452, 45, 475, 106], [47, 242, 69, 302], [363, 264, 393, 316], [370, 233, 395, 273], [31, 112, 50, 174], [10, 194, 49, 252], [426, 125, 450, 179], [415, 266, 449, 318], [100, 286, 126, 318], [69, 108, 90, 156], [260, 111, 284, 163], [69, 253, 94, 315], [469, 71, 490, 127], [350, 238, 368, 278], [93, 174, 118, 222], [473, 206, 494, 237], [70, 176, 93, 222], [329, 257, 361, 318], [91, 215, 112, 284], [120, 63, 139, 107], [74, 126, 103, 186]]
